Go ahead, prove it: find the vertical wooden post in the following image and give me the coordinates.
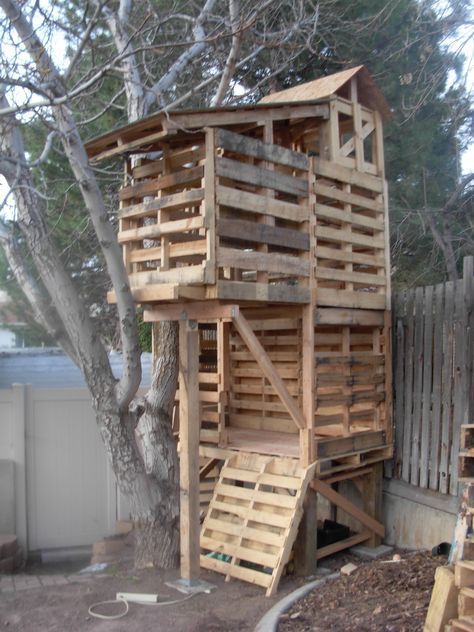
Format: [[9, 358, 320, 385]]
[[300, 303, 315, 467], [464, 257, 474, 424], [362, 462, 383, 547], [217, 320, 231, 446], [179, 319, 201, 582], [204, 128, 216, 285]]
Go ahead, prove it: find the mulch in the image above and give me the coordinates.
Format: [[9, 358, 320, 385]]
[[278, 550, 443, 632]]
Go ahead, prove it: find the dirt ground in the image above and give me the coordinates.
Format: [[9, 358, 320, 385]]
[[0, 549, 443, 632]]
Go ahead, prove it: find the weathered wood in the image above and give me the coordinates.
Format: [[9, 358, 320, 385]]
[[440, 282, 455, 494], [179, 319, 201, 581], [430, 283, 445, 490], [215, 127, 309, 171], [217, 247, 310, 277], [216, 157, 308, 198], [232, 310, 305, 430], [410, 286, 425, 486], [401, 289, 415, 483], [216, 185, 309, 222], [419, 285, 434, 488], [217, 218, 310, 251], [312, 478, 385, 538]]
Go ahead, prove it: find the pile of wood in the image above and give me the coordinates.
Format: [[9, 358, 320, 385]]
[[425, 425, 474, 631]]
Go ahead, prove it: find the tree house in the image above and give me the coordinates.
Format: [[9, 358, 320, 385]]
[[86, 65, 393, 595]]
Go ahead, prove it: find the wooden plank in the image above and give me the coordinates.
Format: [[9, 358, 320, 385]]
[[419, 285, 434, 488], [316, 245, 385, 267], [118, 215, 204, 243], [204, 127, 217, 285], [199, 555, 271, 588], [315, 225, 384, 249], [423, 567, 459, 632], [451, 280, 466, 495], [216, 157, 308, 198], [316, 267, 385, 286], [312, 478, 385, 538], [393, 302, 405, 478], [410, 286, 425, 486], [440, 282, 455, 494], [232, 311, 305, 430], [128, 264, 205, 286], [315, 308, 384, 326], [217, 185, 309, 222], [316, 531, 372, 560], [464, 258, 474, 425], [314, 158, 384, 192], [401, 289, 415, 483], [179, 319, 200, 581], [430, 283, 445, 491], [217, 247, 310, 277], [314, 182, 383, 213], [217, 218, 310, 251], [144, 301, 237, 322], [128, 239, 207, 263], [316, 288, 386, 310], [315, 202, 384, 231], [213, 280, 310, 304], [119, 189, 205, 220], [215, 128, 309, 171]]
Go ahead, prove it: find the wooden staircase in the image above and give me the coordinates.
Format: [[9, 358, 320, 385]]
[[200, 453, 315, 596]]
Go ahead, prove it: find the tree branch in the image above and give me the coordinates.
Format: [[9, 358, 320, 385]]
[[211, 0, 243, 106]]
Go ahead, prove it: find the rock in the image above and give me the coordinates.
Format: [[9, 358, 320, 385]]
[[340, 562, 358, 576]]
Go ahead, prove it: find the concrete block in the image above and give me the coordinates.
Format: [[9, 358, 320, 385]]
[[13, 575, 41, 591], [0, 575, 14, 593], [0, 534, 17, 559], [39, 575, 69, 586], [92, 538, 125, 557], [350, 544, 393, 559], [0, 460, 15, 534]]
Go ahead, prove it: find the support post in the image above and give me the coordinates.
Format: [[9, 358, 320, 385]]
[[362, 462, 383, 547], [179, 319, 200, 582]]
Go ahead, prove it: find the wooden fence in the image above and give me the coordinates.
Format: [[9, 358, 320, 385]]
[[391, 257, 474, 495]]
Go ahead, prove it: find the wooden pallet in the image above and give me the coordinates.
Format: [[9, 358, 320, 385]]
[[200, 452, 315, 596]]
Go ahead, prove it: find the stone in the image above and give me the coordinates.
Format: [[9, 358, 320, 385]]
[[340, 562, 358, 576], [350, 544, 393, 560]]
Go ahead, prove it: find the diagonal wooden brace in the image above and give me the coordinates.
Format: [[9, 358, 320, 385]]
[[232, 310, 305, 430], [312, 478, 385, 538]]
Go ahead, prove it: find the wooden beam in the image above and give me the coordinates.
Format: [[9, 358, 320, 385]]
[[316, 531, 371, 560], [232, 310, 305, 430], [145, 301, 239, 322], [311, 478, 385, 538], [179, 319, 201, 581]]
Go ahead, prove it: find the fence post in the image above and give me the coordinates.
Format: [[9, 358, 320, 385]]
[[12, 383, 28, 555], [464, 257, 474, 424]]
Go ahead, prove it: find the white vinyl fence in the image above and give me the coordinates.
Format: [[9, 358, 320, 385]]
[[0, 384, 130, 553]]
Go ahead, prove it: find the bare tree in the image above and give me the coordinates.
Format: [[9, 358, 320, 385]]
[[0, 0, 323, 567]]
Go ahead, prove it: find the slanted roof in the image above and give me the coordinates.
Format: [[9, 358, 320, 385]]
[[85, 100, 328, 162], [259, 66, 391, 119]]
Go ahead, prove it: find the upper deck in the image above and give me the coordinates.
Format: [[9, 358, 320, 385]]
[[87, 66, 391, 310]]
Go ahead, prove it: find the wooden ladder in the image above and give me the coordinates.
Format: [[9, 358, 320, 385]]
[[200, 452, 315, 596]]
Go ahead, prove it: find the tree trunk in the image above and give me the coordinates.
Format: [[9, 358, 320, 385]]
[[133, 321, 180, 568]]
